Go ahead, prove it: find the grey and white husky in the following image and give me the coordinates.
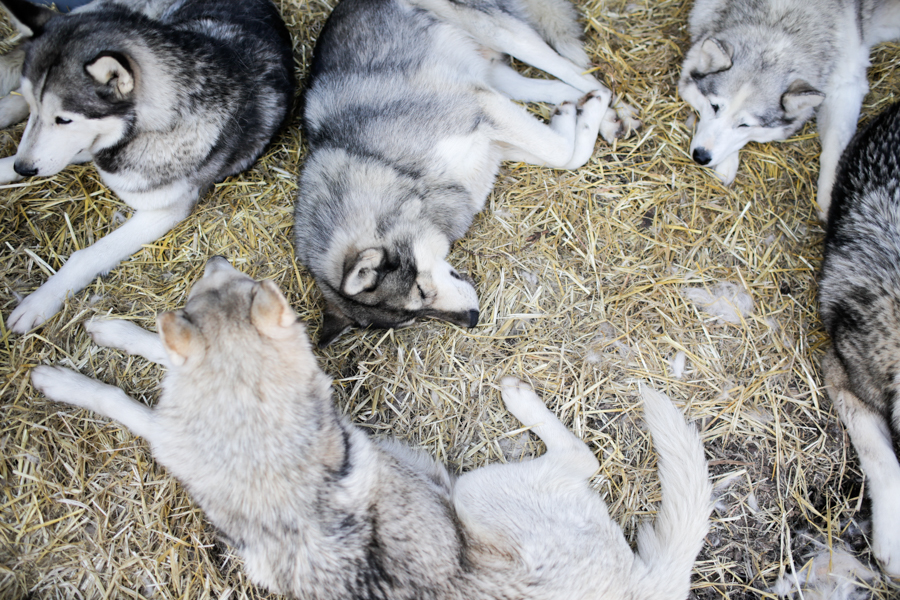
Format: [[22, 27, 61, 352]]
[[31, 257, 711, 599], [0, 0, 294, 332], [295, 0, 641, 346], [678, 0, 900, 220], [820, 101, 900, 577]]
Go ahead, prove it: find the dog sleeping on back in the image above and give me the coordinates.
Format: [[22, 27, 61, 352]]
[[0, 0, 294, 333], [32, 257, 712, 599], [295, 0, 641, 346]]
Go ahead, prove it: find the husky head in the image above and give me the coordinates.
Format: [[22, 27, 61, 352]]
[[678, 36, 825, 183], [317, 237, 480, 348], [3, 0, 135, 178]]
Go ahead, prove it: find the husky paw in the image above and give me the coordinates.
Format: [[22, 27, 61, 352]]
[[500, 377, 547, 426], [85, 319, 140, 351], [0, 155, 24, 185], [8, 288, 64, 333], [31, 365, 106, 411], [612, 100, 641, 137], [711, 152, 739, 186], [873, 502, 900, 578]]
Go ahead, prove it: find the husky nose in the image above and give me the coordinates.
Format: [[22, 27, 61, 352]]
[[467, 309, 479, 328], [14, 161, 38, 177], [692, 148, 712, 166]]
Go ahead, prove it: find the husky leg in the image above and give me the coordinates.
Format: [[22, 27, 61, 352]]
[[31, 365, 160, 442], [0, 47, 24, 98], [0, 93, 29, 129], [488, 62, 582, 104], [0, 155, 23, 184], [8, 197, 195, 333], [84, 318, 170, 367], [814, 51, 870, 221], [488, 91, 605, 170]]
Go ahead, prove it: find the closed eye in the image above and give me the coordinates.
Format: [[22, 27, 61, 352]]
[[56, 117, 72, 125], [417, 284, 427, 300]]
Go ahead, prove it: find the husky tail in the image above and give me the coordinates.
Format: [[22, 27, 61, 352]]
[[633, 384, 712, 600], [515, 0, 590, 67]]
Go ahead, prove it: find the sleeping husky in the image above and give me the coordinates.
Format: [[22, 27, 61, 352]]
[[31, 257, 711, 599], [678, 0, 900, 220], [820, 100, 900, 577], [295, 0, 640, 346], [0, 0, 294, 332]]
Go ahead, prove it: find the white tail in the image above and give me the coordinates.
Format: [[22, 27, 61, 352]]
[[634, 384, 712, 600]]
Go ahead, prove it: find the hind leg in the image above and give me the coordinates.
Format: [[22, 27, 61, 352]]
[[488, 61, 582, 104]]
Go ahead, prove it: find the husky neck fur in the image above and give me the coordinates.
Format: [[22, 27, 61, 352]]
[[0, 0, 294, 332], [296, 0, 638, 346], [819, 101, 900, 577], [678, 0, 900, 220], [31, 257, 711, 599]]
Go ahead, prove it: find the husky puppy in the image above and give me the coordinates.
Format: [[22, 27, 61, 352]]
[[0, 0, 294, 333], [678, 0, 900, 220], [820, 101, 900, 577], [32, 257, 711, 599], [295, 0, 641, 346]]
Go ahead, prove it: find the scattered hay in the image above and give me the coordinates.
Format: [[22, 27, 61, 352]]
[[2, 0, 900, 598]]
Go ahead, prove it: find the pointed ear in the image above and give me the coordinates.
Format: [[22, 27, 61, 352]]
[[695, 38, 733, 75], [0, 0, 56, 36], [317, 301, 354, 348], [251, 279, 297, 339], [781, 80, 824, 118], [157, 311, 201, 367], [85, 52, 135, 99], [341, 248, 384, 296]]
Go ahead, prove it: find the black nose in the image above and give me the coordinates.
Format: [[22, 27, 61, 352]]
[[467, 309, 479, 328], [14, 161, 38, 177], [692, 148, 712, 166]]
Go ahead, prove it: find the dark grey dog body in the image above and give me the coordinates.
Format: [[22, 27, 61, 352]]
[[0, 0, 294, 332], [296, 0, 634, 346], [819, 100, 900, 576]]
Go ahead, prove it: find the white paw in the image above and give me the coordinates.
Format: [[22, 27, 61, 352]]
[[612, 100, 641, 138], [500, 376, 546, 424], [816, 187, 832, 223], [0, 155, 24, 185], [85, 318, 137, 350], [873, 502, 900, 578], [8, 287, 64, 333], [712, 151, 739, 186], [599, 106, 622, 144], [31, 365, 105, 411]]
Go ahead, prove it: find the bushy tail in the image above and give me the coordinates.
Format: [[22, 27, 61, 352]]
[[633, 384, 712, 600], [514, 0, 590, 67]]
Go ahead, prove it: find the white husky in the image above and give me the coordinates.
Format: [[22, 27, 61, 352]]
[[678, 0, 900, 220]]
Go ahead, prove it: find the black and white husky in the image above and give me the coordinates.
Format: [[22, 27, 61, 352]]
[[820, 100, 900, 577], [0, 0, 294, 332], [294, 0, 640, 346]]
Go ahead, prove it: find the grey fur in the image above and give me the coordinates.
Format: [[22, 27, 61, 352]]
[[31, 257, 711, 600], [819, 100, 900, 576], [295, 0, 641, 346], [0, 0, 294, 332], [679, 0, 900, 220]]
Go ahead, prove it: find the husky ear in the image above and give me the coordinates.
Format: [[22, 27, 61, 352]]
[[781, 80, 824, 118], [251, 279, 297, 339], [695, 38, 733, 75], [341, 248, 385, 296], [157, 310, 202, 367], [85, 52, 135, 99], [318, 301, 354, 348], [0, 0, 56, 36]]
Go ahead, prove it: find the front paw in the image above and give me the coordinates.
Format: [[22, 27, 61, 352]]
[[31, 365, 105, 411], [0, 155, 24, 185], [712, 151, 740, 186], [8, 287, 63, 334], [85, 318, 138, 351]]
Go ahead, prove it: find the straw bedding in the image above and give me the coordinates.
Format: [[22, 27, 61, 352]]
[[2, 0, 899, 597]]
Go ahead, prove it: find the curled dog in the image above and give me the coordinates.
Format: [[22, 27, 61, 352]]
[[820, 100, 900, 577], [0, 0, 294, 332], [678, 0, 900, 220], [295, 0, 641, 346], [32, 257, 711, 599]]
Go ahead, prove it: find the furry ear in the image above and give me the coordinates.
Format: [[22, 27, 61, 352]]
[[341, 248, 384, 296], [695, 38, 733, 75], [317, 302, 354, 348], [0, 0, 56, 36], [781, 80, 824, 117], [85, 52, 135, 99], [157, 311, 201, 367], [251, 279, 297, 339]]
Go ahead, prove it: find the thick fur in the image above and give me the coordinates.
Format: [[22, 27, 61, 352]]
[[678, 0, 900, 220], [0, 0, 294, 332], [819, 100, 900, 577], [31, 258, 711, 599], [295, 0, 640, 346]]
